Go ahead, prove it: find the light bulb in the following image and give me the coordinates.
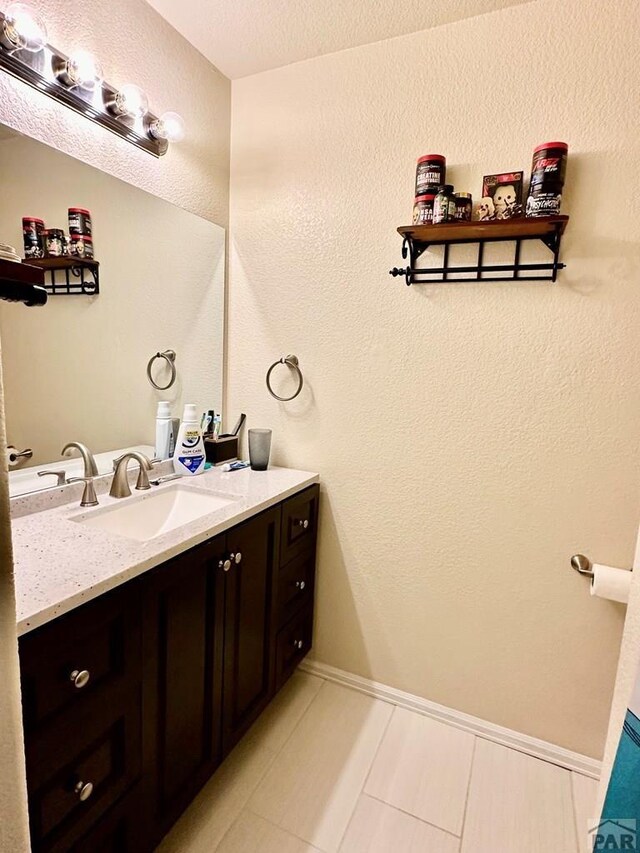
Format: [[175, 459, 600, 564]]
[[64, 50, 103, 91], [1, 2, 47, 52], [114, 83, 149, 118], [150, 111, 185, 143]]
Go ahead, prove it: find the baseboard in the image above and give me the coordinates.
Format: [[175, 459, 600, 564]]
[[298, 659, 601, 780]]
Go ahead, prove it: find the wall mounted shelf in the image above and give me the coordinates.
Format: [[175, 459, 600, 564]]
[[28, 258, 100, 296], [389, 215, 569, 286], [0, 258, 47, 306]]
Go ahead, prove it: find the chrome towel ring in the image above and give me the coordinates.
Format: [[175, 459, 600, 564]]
[[266, 355, 304, 402], [147, 349, 177, 391]]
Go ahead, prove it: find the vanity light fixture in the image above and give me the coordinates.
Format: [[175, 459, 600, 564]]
[[106, 83, 149, 119], [149, 111, 186, 143], [0, 2, 47, 53], [55, 49, 103, 92], [0, 4, 184, 157]]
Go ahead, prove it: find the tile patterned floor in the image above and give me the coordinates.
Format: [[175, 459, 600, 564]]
[[158, 671, 600, 853]]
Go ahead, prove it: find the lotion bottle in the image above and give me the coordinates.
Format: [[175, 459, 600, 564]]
[[173, 403, 206, 476], [155, 401, 173, 461]]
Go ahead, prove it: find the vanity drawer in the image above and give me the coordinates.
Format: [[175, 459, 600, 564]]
[[26, 691, 142, 853], [68, 783, 146, 853], [280, 485, 319, 565], [275, 605, 313, 689], [276, 551, 315, 629], [20, 583, 142, 732]]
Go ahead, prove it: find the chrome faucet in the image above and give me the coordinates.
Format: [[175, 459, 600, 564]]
[[110, 452, 153, 499], [61, 442, 98, 478]]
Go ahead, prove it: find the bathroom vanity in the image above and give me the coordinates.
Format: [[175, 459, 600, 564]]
[[13, 468, 319, 852]]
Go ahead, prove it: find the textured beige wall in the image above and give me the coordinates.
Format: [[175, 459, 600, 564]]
[[0, 134, 225, 467], [229, 0, 640, 757], [0, 0, 230, 845]]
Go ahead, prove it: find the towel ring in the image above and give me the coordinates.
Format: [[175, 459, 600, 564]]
[[266, 355, 304, 402], [147, 349, 177, 391]]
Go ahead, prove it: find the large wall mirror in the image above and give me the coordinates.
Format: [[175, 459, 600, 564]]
[[0, 126, 225, 497]]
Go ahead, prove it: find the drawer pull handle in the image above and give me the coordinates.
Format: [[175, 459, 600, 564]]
[[219, 558, 232, 572], [293, 639, 304, 650], [296, 519, 309, 530], [295, 580, 306, 591], [69, 669, 91, 689], [74, 780, 94, 802], [230, 552, 243, 565]]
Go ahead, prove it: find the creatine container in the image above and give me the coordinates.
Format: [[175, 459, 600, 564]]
[[68, 207, 92, 236], [525, 142, 568, 217], [415, 155, 446, 196]]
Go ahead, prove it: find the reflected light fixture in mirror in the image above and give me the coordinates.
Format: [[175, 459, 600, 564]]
[[0, 2, 47, 52]]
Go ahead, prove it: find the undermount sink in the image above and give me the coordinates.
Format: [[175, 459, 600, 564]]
[[72, 485, 238, 542]]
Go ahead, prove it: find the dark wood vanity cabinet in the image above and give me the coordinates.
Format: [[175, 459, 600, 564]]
[[18, 484, 319, 853]]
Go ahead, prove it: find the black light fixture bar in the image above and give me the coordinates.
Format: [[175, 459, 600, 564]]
[[0, 11, 168, 157]]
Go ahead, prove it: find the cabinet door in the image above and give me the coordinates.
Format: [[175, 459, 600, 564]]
[[141, 535, 225, 843], [222, 506, 281, 753]]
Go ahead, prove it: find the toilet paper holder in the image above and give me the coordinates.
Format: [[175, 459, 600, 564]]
[[571, 553, 633, 579], [571, 554, 595, 578]]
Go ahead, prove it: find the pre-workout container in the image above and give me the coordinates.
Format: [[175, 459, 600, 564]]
[[68, 207, 93, 236], [415, 155, 446, 196], [525, 142, 568, 217]]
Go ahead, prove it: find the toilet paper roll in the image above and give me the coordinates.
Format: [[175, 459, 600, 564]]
[[590, 564, 632, 604]]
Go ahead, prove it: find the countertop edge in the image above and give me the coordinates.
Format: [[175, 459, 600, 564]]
[[16, 472, 319, 637]]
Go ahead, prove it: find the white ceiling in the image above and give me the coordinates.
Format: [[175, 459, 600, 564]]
[[146, 0, 535, 79]]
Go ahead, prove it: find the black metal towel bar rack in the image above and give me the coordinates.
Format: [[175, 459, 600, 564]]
[[389, 215, 569, 286]]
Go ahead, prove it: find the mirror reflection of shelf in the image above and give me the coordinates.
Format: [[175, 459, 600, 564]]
[[0, 258, 48, 306], [27, 258, 100, 296]]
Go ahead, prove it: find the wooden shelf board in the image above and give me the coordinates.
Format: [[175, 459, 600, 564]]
[[398, 215, 569, 244], [28, 258, 99, 270]]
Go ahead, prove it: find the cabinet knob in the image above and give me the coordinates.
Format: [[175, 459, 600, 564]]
[[69, 669, 90, 689], [293, 639, 304, 650], [230, 552, 242, 565], [296, 519, 309, 530], [295, 580, 306, 591], [219, 558, 232, 572], [74, 780, 94, 802]]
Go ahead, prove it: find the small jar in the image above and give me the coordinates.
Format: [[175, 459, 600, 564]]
[[43, 228, 65, 258], [22, 217, 45, 259], [412, 193, 437, 225], [433, 185, 455, 224], [68, 207, 92, 236], [454, 193, 472, 222], [69, 233, 94, 259]]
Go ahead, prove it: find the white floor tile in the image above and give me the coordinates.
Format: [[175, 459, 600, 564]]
[[245, 671, 324, 753], [249, 681, 393, 852], [461, 739, 577, 853], [339, 794, 460, 853], [364, 707, 474, 835], [218, 811, 322, 852], [157, 738, 276, 853], [572, 773, 599, 853]]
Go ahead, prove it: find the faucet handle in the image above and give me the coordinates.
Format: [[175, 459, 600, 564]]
[[37, 470, 67, 487], [68, 477, 99, 508]]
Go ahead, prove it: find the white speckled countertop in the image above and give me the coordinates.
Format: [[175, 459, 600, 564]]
[[11, 466, 319, 636]]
